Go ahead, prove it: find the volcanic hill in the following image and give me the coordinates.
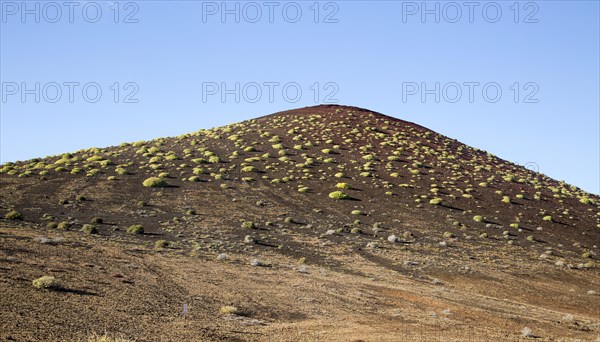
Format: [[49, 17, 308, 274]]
[[1, 105, 599, 341]]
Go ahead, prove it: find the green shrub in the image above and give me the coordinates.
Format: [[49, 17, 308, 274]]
[[91, 217, 103, 224], [32, 276, 60, 290], [473, 215, 483, 222], [503, 175, 515, 182], [81, 224, 98, 234], [100, 159, 113, 167], [351, 210, 363, 215], [542, 215, 553, 222], [241, 221, 256, 229], [155, 240, 169, 248], [502, 196, 511, 204], [335, 182, 350, 189], [86, 155, 104, 162], [328, 191, 349, 200], [241, 166, 257, 172], [4, 210, 22, 220], [57, 221, 71, 229], [429, 198, 442, 205], [115, 167, 129, 175], [579, 197, 595, 205], [142, 177, 168, 187], [46, 222, 58, 229], [220, 305, 239, 315], [127, 224, 144, 234]]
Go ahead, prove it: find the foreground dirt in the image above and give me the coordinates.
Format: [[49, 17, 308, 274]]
[[1, 224, 598, 342]]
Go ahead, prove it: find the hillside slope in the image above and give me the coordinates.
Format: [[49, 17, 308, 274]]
[[1, 105, 599, 341]]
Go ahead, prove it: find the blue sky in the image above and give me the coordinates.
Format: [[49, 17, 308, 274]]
[[1, 0, 599, 194]]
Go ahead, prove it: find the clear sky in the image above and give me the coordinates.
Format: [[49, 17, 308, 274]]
[[1, 1, 599, 194]]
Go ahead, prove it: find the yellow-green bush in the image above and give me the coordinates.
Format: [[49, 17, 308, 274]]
[[142, 177, 168, 187]]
